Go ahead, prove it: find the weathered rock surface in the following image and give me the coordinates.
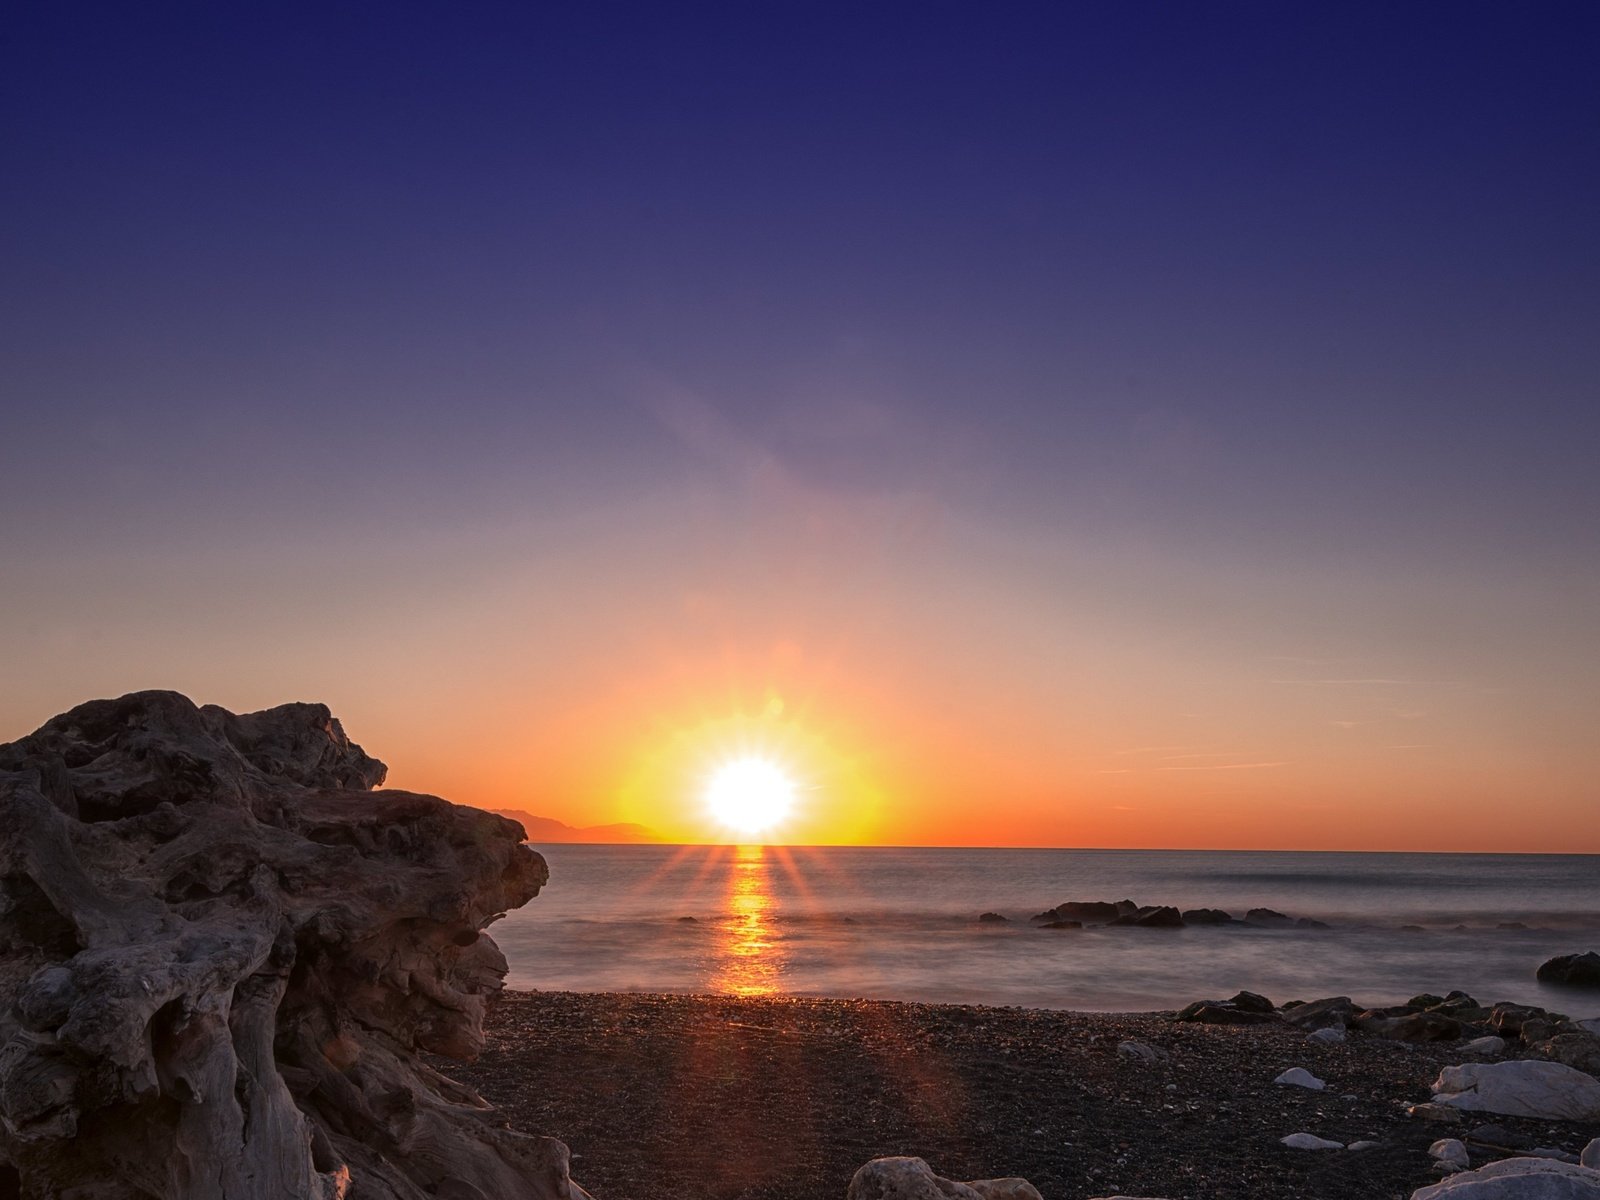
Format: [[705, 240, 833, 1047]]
[[1537, 953, 1600, 988], [846, 1157, 1041, 1200], [1410, 1158, 1600, 1199], [0, 691, 583, 1200], [1431, 1060, 1600, 1121], [1274, 1067, 1325, 1090], [1281, 996, 1359, 1030]]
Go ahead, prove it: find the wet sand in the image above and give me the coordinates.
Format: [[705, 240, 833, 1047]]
[[450, 990, 1598, 1200]]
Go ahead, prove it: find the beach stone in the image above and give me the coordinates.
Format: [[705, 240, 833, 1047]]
[[1229, 989, 1275, 1013], [1462, 1036, 1508, 1055], [1281, 1132, 1344, 1150], [1432, 1140, 1472, 1168], [1363, 1011, 1465, 1042], [1308, 1025, 1347, 1045], [1538, 953, 1600, 988], [1582, 1140, 1600, 1170], [1117, 1040, 1165, 1063], [1349, 1140, 1382, 1151], [0, 691, 580, 1200], [1275, 1067, 1326, 1090], [1409, 1158, 1600, 1199], [1176, 999, 1277, 1025], [1492, 1003, 1554, 1036], [1431, 1060, 1600, 1121], [1283, 996, 1360, 1030], [846, 1157, 1041, 1200]]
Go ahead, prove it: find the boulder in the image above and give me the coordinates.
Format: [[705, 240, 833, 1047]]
[[846, 1157, 1041, 1200], [1538, 953, 1600, 988], [0, 692, 585, 1200], [1410, 1158, 1600, 1199], [1229, 989, 1275, 1013], [1492, 1003, 1554, 1036], [1531, 1033, 1600, 1075], [1431, 1060, 1600, 1121], [1176, 1000, 1278, 1025], [1281, 996, 1359, 1030]]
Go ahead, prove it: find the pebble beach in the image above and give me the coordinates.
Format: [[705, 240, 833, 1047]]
[[453, 990, 1600, 1200]]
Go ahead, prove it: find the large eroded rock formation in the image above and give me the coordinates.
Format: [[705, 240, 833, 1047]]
[[0, 691, 587, 1200]]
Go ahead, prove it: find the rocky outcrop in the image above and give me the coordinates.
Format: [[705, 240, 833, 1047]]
[[846, 1157, 1041, 1199], [0, 691, 585, 1200], [1431, 1060, 1600, 1121], [1538, 953, 1600, 988]]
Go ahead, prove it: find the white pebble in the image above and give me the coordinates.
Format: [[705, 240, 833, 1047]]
[[1281, 1132, 1344, 1150], [1275, 1067, 1327, 1090]]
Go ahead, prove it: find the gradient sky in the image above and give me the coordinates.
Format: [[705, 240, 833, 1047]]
[[3, 4, 1598, 850]]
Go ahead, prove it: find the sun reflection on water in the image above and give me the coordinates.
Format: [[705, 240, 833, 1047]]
[[710, 844, 787, 996]]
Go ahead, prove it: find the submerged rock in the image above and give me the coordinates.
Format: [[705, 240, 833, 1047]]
[[847, 1157, 1041, 1200], [0, 691, 584, 1199]]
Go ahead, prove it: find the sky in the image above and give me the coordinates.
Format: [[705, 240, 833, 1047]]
[[2, 3, 1597, 850]]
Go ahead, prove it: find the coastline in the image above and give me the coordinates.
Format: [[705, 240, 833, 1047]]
[[454, 989, 1598, 1200]]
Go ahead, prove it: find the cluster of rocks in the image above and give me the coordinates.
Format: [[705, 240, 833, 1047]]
[[1171, 987, 1600, 1069], [1020, 899, 1330, 930], [0, 692, 586, 1200]]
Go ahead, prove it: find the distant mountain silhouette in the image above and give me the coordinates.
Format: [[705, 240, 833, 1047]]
[[488, 808, 662, 844]]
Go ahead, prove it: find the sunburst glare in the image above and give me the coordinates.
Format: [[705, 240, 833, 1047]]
[[704, 756, 795, 837]]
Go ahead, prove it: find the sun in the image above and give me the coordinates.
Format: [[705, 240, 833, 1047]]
[[704, 756, 796, 837]]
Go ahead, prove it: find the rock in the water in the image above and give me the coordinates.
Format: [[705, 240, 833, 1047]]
[[1537, 953, 1600, 988], [978, 912, 1009, 923], [1462, 1036, 1508, 1055], [1308, 1026, 1347, 1045], [1039, 919, 1083, 930], [1410, 1158, 1600, 1199], [1281, 1132, 1344, 1150], [1431, 1139, 1472, 1168], [1032, 900, 1136, 924], [1246, 907, 1296, 927], [1275, 1067, 1326, 1090], [1110, 904, 1184, 928], [1180, 907, 1233, 924], [846, 1157, 1041, 1200], [0, 691, 585, 1200], [1282, 996, 1359, 1030], [1431, 1060, 1600, 1121]]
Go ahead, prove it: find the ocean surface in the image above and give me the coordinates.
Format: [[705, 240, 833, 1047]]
[[492, 845, 1600, 1016]]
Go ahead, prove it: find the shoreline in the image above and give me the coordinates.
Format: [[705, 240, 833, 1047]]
[[452, 989, 1600, 1200]]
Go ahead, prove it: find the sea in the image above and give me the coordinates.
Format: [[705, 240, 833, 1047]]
[[491, 845, 1600, 1017]]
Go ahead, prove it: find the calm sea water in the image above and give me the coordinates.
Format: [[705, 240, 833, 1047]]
[[492, 845, 1600, 1016]]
